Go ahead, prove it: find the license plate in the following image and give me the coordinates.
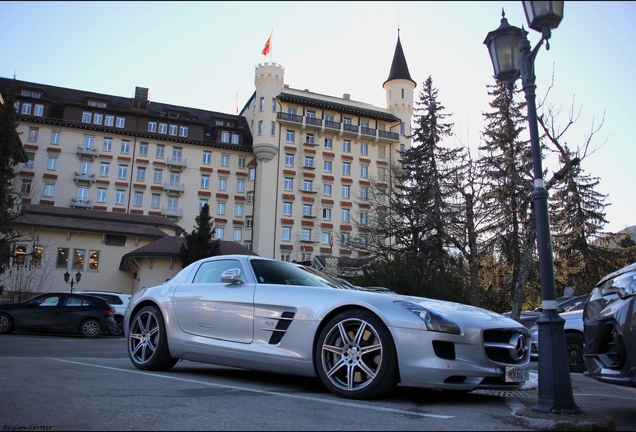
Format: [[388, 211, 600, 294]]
[[505, 365, 529, 382]]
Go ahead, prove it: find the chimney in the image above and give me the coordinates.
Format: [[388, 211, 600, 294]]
[[133, 86, 149, 110], [342, 93, 350, 100]]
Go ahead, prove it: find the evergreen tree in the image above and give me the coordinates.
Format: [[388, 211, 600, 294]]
[[179, 204, 220, 268]]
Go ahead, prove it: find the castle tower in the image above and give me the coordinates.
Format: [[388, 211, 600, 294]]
[[383, 31, 416, 151], [251, 63, 285, 258]]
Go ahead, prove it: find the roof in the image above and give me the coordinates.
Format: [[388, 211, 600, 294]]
[[12, 203, 182, 238], [383, 33, 416, 88], [118, 236, 259, 270]]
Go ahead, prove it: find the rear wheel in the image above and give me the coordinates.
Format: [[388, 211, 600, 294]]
[[81, 319, 101, 338], [315, 309, 398, 399], [109, 316, 124, 336], [0, 313, 14, 334], [128, 305, 177, 371], [566, 332, 586, 373]]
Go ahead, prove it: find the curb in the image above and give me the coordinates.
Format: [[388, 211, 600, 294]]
[[511, 408, 616, 431]]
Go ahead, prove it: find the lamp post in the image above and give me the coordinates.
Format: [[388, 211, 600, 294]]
[[484, 1, 580, 414], [63, 270, 82, 293]]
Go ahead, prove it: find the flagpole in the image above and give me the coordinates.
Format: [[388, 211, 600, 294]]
[[269, 29, 273, 64]]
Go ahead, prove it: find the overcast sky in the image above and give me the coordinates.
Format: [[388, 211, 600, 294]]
[[3, 1, 634, 233]]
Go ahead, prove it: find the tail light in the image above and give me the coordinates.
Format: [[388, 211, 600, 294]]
[[105, 307, 115, 316]]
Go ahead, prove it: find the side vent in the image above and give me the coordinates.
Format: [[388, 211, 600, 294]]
[[268, 311, 295, 345]]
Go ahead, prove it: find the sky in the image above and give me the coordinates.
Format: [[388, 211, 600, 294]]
[[3, 1, 634, 234]]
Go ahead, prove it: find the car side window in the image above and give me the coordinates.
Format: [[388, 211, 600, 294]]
[[37, 295, 60, 306], [65, 296, 92, 306], [192, 260, 245, 284]]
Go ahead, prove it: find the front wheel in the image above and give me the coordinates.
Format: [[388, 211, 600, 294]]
[[81, 319, 101, 338], [128, 305, 177, 371], [315, 309, 398, 399], [566, 333, 586, 373], [0, 313, 14, 334]]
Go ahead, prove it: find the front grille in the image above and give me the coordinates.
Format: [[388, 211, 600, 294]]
[[483, 329, 529, 365], [433, 340, 456, 360], [267, 311, 295, 345]]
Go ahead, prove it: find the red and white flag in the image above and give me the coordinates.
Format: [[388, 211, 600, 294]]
[[261, 32, 272, 60], [329, 233, 333, 252], [301, 244, 306, 261]]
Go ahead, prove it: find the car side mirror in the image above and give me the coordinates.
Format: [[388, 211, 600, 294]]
[[557, 307, 565, 313], [221, 268, 246, 285]]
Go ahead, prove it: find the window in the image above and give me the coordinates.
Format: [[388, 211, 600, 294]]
[[21, 102, 32, 115], [24, 152, 35, 167], [82, 111, 92, 123], [25, 127, 38, 142], [285, 153, 294, 167], [34, 104, 44, 117], [82, 135, 95, 150], [343, 140, 351, 152], [302, 228, 311, 242], [179, 126, 188, 137], [216, 227, 224, 239], [288, 108, 297, 115], [104, 115, 114, 127], [139, 142, 148, 156], [221, 131, 230, 142], [378, 145, 386, 158], [360, 236, 367, 248], [219, 178, 227, 191], [259, 97, 265, 111], [151, 193, 160, 208], [158, 123, 167, 134], [286, 130, 295, 143], [221, 155, 230, 166], [93, 113, 103, 125], [100, 162, 109, 177], [303, 204, 312, 217], [283, 202, 292, 216], [169, 124, 177, 136], [282, 226, 291, 241], [172, 146, 183, 161], [136, 166, 146, 181], [79, 161, 92, 175], [50, 131, 60, 145], [148, 121, 157, 132], [153, 168, 162, 183], [306, 133, 314, 144], [115, 189, 124, 204], [304, 156, 314, 168], [270, 121, 275, 136], [378, 167, 386, 182], [342, 209, 350, 223], [323, 184, 332, 196], [361, 166, 368, 178], [325, 115, 334, 122], [306, 111, 315, 118], [21, 179, 31, 194], [341, 233, 350, 247], [322, 232, 331, 245], [238, 156, 246, 168], [360, 187, 368, 200], [72, 249, 85, 269], [246, 217, 253, 229], [156, 144, 165, 158], [121, 140, 130, 153], [360, 212, 368, 225], [322, 208, 331, 220], [400, 123, 405, 134], [284, 177, 293, 191], [343, 162, 351, 175], [303, 180, 313, 192], [32, 245, 43, 267], [97, 187, 107, 202], [118, 164, 128, 179], [400, 143, 405, 153], [342, 185, 350, 199], [361, 143, 368, 155], [343, 118, 351, 125], [324, 161, 332, 172], [47, 157, 57, 170], [324, 138, 333, 149], [258, 121, 263, 135], [43, 183, 54, 197], [271, 98, 276, 112], [57, 247, 69, 268], [133, 191, 143, 206], [235, 203, 243, 217], [201, 175, 210, 188], [236, 180, 245, 193], [203, 151, 211, 164], [89, 250, 100, 271], [103, 137, 112, 151], [217, 202, 226, 215], [233, 228, 242, 242], [247, 191, 254, 204], [116, 116, 125, 128]]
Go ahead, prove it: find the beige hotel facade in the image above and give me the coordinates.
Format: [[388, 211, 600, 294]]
[[0, 35, 415, 295]]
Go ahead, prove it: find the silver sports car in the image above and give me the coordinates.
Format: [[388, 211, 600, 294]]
[[124, 255, 531, 399]]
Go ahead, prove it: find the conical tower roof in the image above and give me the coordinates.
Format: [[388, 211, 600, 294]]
[[383, 31, 416, 88]]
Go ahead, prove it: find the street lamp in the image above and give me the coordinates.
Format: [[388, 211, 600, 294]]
[[63, 270, 82, 293], [484, 1, 580, 415]]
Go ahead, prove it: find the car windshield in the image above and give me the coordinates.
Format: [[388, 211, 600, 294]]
[[250, 259, 352, 289]]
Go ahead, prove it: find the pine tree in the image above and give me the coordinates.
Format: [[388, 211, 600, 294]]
[[179, 204, 220, 268]]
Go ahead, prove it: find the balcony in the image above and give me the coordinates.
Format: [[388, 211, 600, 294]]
[[343, 124, 358, 135], [163, 181, 185, 193], [166, 156, 187, 169], [277, 112, 303, 124], [325, 120, 340, 131], [298, 183, 320, 194], [76, 145, 99, 158], [161, 206, 182, 217], [298, 232, 320, 243], [361, 127, 376, 137], [73, 171, 96, 182], [70, 197, 93, 208], [305, 116, 322, 128], [378, 130, 400, 141]]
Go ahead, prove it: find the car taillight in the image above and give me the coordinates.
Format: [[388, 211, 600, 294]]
[[105, 308, 115, 316]]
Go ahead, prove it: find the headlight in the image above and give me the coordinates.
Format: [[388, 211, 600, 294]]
[[394, 301, 461, 334]]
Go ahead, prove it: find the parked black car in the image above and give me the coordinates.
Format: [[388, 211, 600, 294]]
[[0, 292, 116, 337], [583, 262, 636, 387]]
